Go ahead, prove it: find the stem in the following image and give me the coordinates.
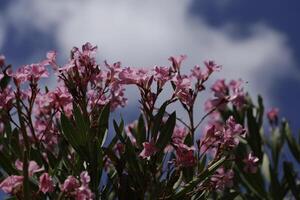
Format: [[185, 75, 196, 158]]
[[15, 88, 30, 199]]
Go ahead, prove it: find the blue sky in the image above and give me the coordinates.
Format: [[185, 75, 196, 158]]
[[0, 0, 299, 131]]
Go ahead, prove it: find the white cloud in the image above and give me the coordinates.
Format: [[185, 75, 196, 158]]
[[4, 0, 298, 121]]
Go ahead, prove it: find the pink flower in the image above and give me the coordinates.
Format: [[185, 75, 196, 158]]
[[172, 75, 191, 91], [110, 86, 127, 110], [47, 85, 73, 116], [191, 65, 204, 81], [175, 144, 196, 167], [39, 173, 54, 194], [223, 116, 245, 149], [119, 67, 139, 85], [139, 141, 159, 159], [201, 124, 223, 149], [76, 186, 94, 200], [154, 66, 171, 87], [0, 86, 14, 110], [229, 79, 246, 108], [45, 50, 58, 70], [125, 121, 137, 145], [80, 171, 91, 186], [202, 60, 221, 80], [0, 175, 23, 194], [0, 54, 5, 66], [12, 63, 49, 84], [211, 168, 234, 190], [15, 160, 44, 176], [211, 79, 228, 99], [201, 116, 245, 151], [61, 176, 80, 193], [267, 108, 279, 124], [119, 67, 150, 86], [243, 153, 259, 173], [46, 51, 57, 63], [172, 75, 193, 105], [168, 55, 187, 71], [172, 126, 188, 145]]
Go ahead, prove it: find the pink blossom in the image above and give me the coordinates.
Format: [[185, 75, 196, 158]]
[[12, 63, 49, 84], [243, 153, 259, 173], [154, 66, 171, 87], [0, 175, 23, 194], [76, 186, 94, 200], [229, 79, 246, 108], [211, 79, 228, 99], [175, 144, 196, 167], [172, 75, 191, 91], [267, 107, 279, 124], [46, 51, 57, 63], [59, 61, 75, 72], [110, 86, 127, 110], [0, 86, 14, 110], [191, 65, 204, 81], [140, 141, 158, 159], [172, 126, 188, 145], [104, 61, 122, 82], [223, 116, 245, 149], [168, 55, 187, 71], [176, 89, 193, 106], [201, 116, 245, 151], [61, 176, 80, 193], [119, 67, 139, 84], [39, 173, 54, 194], [201, 125, 223, 149], [125, 122, 137, 145], [202, 60, 221, 80], [119, 67, 150, 86], [0, 54, 5, 66], [45, 50, 58, 70], [211, 168, 234, 190], [172, 75, 193, 105], [47, 85, 73, 116], [15, 160, 44, 176], [87, 89, 108, 107], [80, 171, 91, 186]]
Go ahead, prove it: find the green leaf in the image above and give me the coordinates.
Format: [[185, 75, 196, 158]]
[[0, 150, 17, 174], [282, 121, 300, 163], [152, 101, 168, 139], [73, 103, 89, 144], [113, 120, 126, 144], [235, 166, 267, 199], [97, 103, 110, 144], [257, 95, 264, 127], [246, 107, 263, 161], [172, 156, 226, 199], [283, 162, 300, 199], [269, 165, 283, 200], [60, 114, 87, 158], [156, 111, 176, 150], [136, 114, 146, 147]]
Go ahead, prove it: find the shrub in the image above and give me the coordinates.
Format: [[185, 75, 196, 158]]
[[0, 43, 299, 199]]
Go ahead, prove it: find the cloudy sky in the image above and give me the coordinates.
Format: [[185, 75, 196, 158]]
[[0, 0, 299, 130]]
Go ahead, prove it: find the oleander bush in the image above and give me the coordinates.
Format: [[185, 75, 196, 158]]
[[0, 43, 299, 199]]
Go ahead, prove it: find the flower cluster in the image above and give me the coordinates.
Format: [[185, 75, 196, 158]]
[[61, 171, 94, 200], [2, 42, 292, 200], [201, 116, 246, 153]]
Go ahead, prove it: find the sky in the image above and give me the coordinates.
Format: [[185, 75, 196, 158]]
[[0, 0, 299, 131]]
